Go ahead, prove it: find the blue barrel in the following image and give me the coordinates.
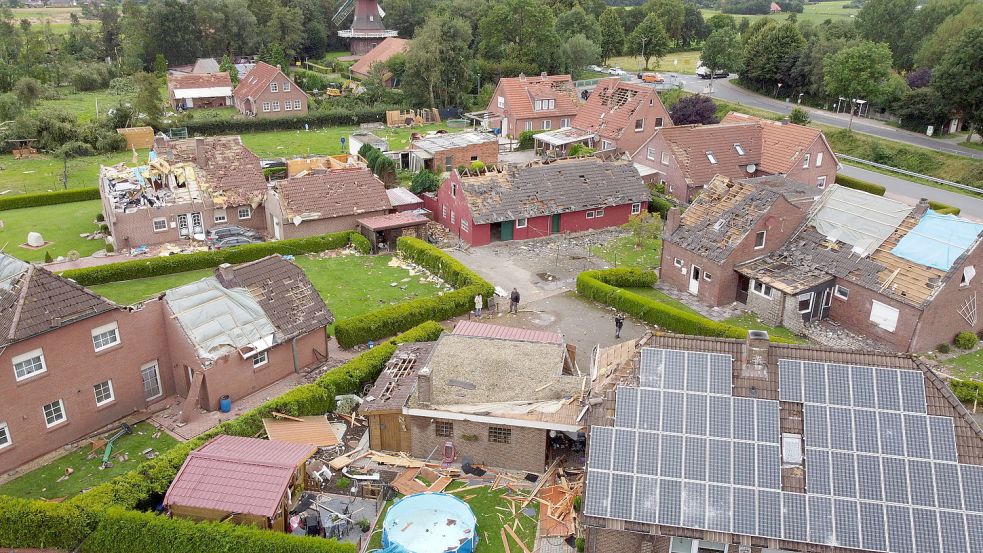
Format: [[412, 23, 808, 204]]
[[219, 395, 232, 413]]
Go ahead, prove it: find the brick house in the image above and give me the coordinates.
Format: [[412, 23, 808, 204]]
[[350, 37, 409, 84], [407, 131, 499, 174], [100, 135, 268, 250], [360, 321, 584, 474], [232, 62, 309, 118], [166, 72, 234, 110], [569, 78, 673, 154], [434, 157, 649, 247], [735, 185, 983, 352], [660, 174, 821, 307], [582, 332, 983, 553], [632, 112, 838, 203], [264, 167, 391, 240], [483, 73, 580, 139]]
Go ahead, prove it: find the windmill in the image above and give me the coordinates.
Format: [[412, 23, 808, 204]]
[[334, 0, 398, 56]]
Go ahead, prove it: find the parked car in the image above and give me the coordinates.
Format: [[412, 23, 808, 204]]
[[205, 225, 261, 243], [210, 235, 262, 250], [588, 65, 604, 73], [696, 66, 730, 79], [641, 73, 665, 83], [609, 67, 627, 76]]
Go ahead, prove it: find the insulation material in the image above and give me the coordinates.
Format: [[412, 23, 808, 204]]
[[0, 255, 28, 292], [809, 186, 911, 256], [165, 278, 276, 360], [890, 210, 983, 271]]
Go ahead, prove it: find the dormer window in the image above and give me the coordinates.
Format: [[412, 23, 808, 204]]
[[534, 99, 555, 111], [706, 151, 717, 164], [734, 143, 745, 156]]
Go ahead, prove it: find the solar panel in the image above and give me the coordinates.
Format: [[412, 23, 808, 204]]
[[708, 395, 731, 439], [859, 501, 887, 552], [779, 359, 803, 402], [708, 353, 731, 395], [707, 439, 731, 484], [707, 484, 732, 532], [850, 365, 877, 409], [939, 510, 969, 553], [685, 393, 707, 436], [856, 454, 883, 501], [829, 406, 855, 451], [898, 369, 927, 413], [638, 388, 661, 431], [732, 441, 756, 487], [584, 469, 610, 518], [612, 428, 637, 473], [615, 386, 638, 428], [683, 436, 706, 481], [803, 361, 827, 404], [782, 492, 808, 542], [966, 514, 983, 553], [885, 504, 913, 553], [882, 456, 910, 504], [732, 397, 756, 441], [657, 478, 681, 526], [827, 363, 852, 406], [831, 451, 857, 498], [962, 465, 983, 512], [854, 409, 880, 454], [636, 431, 660, 476], [907, 459, 936, 508], [685, 352, 708, 393], [589, 426, 613, 470], [639, 348, 664, 389], [806, 448, 831, 495], [878, 411, 906, 456], [732, 486, 756, 536], [911, 507, 940, 553], [681, 482, 706, 528], [633, 476, 658, 523], [756, 400, 779, 443], [665, 350, 686, 390], [807, 495, 833, 545], [609, 472, 634, 520], [662, 391, 684, 433], [875, 368, 902, 411], [904, 414, 932, 459], [756, 443, 781, 489], [660, 434, 683, 478], [833, 498, 861, 549], [928, 416, 958, 462], [758, 489, 782, 538], [934, 462, 963, 511], [804, 404, 829, 449]]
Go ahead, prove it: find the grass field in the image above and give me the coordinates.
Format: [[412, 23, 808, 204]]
[[11, 7, 98, 34], [0, 422, 178, 500], [0, 150, 137, 195], [591, 235, 661, 269], [37, 88, 130, 123], [89, 269, 214, 305], [608, 50, 702, 74], [238, 123, 451, 158], [0, 200, 105, 262], [699, 0, 859, 25], [722, 313, 810, 344], [624, 287, 702, 316]]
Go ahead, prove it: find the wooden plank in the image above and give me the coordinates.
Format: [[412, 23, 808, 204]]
[[501, 528, 512, 553], [271, 411, 304, 422], [446, 484, 488, 494], [505, 523, 532, 553]]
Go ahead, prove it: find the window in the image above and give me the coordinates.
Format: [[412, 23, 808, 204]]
[[782, 433, 803, 465], [542, 120, 552, 130], [602, 140, 613, 150], [91, 322, 120, 352], [547, 99, 555, 109], [752, 280, 774, 298], [252, 350, 268, 367], [141, 361, 162, 401], [43, 399, 66, 428], [595, 208, 604, 218], [152, 218, 168, 232], [451, 211, 456, 225], [0, 422, 9, 449], [285, 101, 292, 111], [534, 100, 542, 111], [673, 258, 683, 268], [647, 147, 656, 160], [13, 349, 46, 381], [704, 272, 712, 282], [586, 211, 595, 219], [283, 81, 290, 92], [461, 220, 469, 232], [516, 218, 527, 228], [834, 285, 849, 300], [93, 380, 114, 406], [798, 293, 814, 313], [961, 266, 976, 287], [262, 102, 271, 112], [870, 300, 899, 332], [734, 143, 745, 156], [214, 210, 228, 223], [561, 118, 570, 127], [816, 152, 823, 167], [435, 421, 453, 437], [293, 100, 301, 110], [655, 117, 664, 128], [497, 96, 505, 108], [817, 176, 827, 188], [661, 151, 670, 165], [270, 82, 278, 92], [272, 101, 280, 111], [635, 118, 644, 131], [706, 151, 717, 164], [442, 205, 447, 219], [631, 203, 642, 215], [488, 426, 511, 444], [754, 230, 766, 249], [802, 153, 810, 168], [238, 206, 251, 220], [451, 182, 457, 197], [524, 121, 533, 131]]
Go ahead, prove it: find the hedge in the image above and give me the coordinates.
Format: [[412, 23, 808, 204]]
[[835, 174, 886, 196], [928, 200, 960, 216], [0, 496, 97, 550], [61, 230, 359, 286], [650, 196, 673, 219], [0, 187, 101, 211], [349, 231, 371, 254], [333, 237, 494, 348], [951, 378, 983, 403], [181, 106, 399, 135], [82, 508, 356, 553]]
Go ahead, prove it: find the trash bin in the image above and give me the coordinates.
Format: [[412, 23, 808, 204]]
[[219, 395, 232, 413]]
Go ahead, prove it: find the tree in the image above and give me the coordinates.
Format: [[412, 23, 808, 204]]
[[623, 213, 662, 250], [643, 0, 685, 42], [669, 94, 718, 124], [266, 6, 305, 55], [915, 3, 983, 69], [741, 22, 804, 87], [906, 68, 932, 89], [219, 55, 238, 85], [894, 87, 949, 132], [707, 13, 736, 32], [627, 13, 671, 69], [680, 4, 707, 48], [12, 76, 41, 106], [932, 27, 983, 143], [789, 106, 810, 124], [153, 53, 167, 76], [258, 42, 288, 69], [555, 5, 600, 42], [478, 0, 561, 72], [133, 71, 163, 125], [144, 0, 201, 66], [823, 41, 893, 130], [854, 0, 916, 65], [598, 9, 625, 64], [97, 2, 120, 59], [895, 0, 972, 70], [561, 34, 602, 77], [403, 13, 473, 108], [410, 169, 441, 194], [700, 27, 740, 92]]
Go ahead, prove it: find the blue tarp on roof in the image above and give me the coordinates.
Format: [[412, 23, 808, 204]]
[[890, 210, 983, 271]]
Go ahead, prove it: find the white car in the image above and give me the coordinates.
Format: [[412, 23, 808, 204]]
[[588, 65, 603, 72], [609, 67, 627, 76]]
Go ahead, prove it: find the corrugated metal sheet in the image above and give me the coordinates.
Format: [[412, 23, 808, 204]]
[[452, 320, 563, 344]]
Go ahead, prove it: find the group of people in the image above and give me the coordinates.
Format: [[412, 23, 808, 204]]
[[473, 288, 523, 317]]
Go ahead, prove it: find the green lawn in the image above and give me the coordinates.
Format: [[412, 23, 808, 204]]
[[946, 349, 983, 380], [624, 286, 703, 316], [723, 313, 810, 344], [0, 200, 105, 262], [89, 269, 214, 305], [0, 150, 138, 195], [700, 0, 858, 25], [591, 236, 661, 269], [238, 123, 451, 158], [37, 88, 130, 123], [11, 7, 98, 34], [0, 422, 178, 500], [608, 50, 703, 74]]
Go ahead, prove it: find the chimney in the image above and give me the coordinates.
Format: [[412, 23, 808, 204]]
[[417, 367, 432, 407], [195, 137, 206, 164], [913, 198, 930, 217], [665, 206, 681, 235], [541, 72, 547, 78], [742, 330, 770, 378], [518, 73, 526, 81], [217, 262, 234, 284]]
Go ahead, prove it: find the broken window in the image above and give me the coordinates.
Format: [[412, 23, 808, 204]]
[[655, 117, 664, 127], [834, 285, 849, 300], [91, 322, 120, 352], [706, 151, 717, 164], [754, 230, 766, 249], [13, 349, 46, 381], [632, 203, 642, 214], [661, 151, 670, 165], [782, 433, 803, 465], [93, 380, 114, 406], [435, 421, 453, 437], [252, 350, 268, 367], [962, 266, 976, 287], [802, 153, 811, 168], [153, 218, 168, 232], [488, 426, 511, 444], [734, 143, 745, 156], [674, 258, 683, 268], [0, 422, 9, 449], [752, 280, 773, 298], [635, 118, 644, 131], [798, 293, 814, 313], [817, 176, 827, 188], [43, 399, 66, 428], [647, 148, 656, 160]]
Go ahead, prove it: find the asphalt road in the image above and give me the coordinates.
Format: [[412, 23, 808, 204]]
[[839, 164, 983, 221]]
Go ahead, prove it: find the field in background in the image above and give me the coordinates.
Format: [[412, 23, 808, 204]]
[[699, 0, 859, 25], [11, 6, 98, 34], [607, 50, 702, 74], [239, 122, 451, 158], [0, 150, 137, 195]]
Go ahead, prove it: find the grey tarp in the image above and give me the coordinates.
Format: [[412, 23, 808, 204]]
[[809, 185, 912, 257]]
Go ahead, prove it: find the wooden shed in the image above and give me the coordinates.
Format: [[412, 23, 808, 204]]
[[359, 342, 434, 453], [116, 126, 155, 150]]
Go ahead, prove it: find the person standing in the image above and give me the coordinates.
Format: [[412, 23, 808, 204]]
[[510, 288, 520, 314], [474, 294, 483, 317], [615, 313, 625, 338]]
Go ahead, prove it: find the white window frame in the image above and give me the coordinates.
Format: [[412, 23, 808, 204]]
[[704, 272, 712, 282], [442, 205, 447, 219], [0, 422, 10, 449], [252, 350, 268, 367], [655, 117, 664, 128], [270, 82, 278, 92], [816, 152, 823, 167], [451, 211, 456, 225], [152, 218, 168, 232], [647, 147, 656, 160], [817, 176, 827, 188], [293, 100, 301, 110], [802, 153, 811, 168], [91, 321, 120, 352], [515, 218, 527, 229], [674, 258, 684, 268], [635, 118, 644, 132], [834, 285, 849, 300], [497, 96, 505, 109], [13, 349, 46, 381], [870, 300, 899, 332], [238, 206, 252, 220], [283, 81, 290, 92], [961, 266, 976, 287], [547, 99, 555, 109], [542, 120, 552, 130], [272, 101, 280, 111], [782, 433, 803, 465], [595, 208, 605, 218], [93, 380, 115, 406], [602, 140, 613, 150], [561, 117, 570, 127], [284, 101, 293, 111], [751, 280, 773, 299], [461, 219, 469, 232], [734, 143, 745, 156], [586, 211, 595, 220], [661, 151, 670, 165], [141, 360, 163, 401], [534, 100, 543, 111], [214, 210, 227, 223], [631, 203, 642, 215], [706, 151, 718, 164], [43, 399, 67, 428], [754, 230, 766, 249], [797, 292, 814, 314], [262, 101, 271, 112], [524, 121, 533, 131]]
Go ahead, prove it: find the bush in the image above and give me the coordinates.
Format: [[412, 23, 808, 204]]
[[568, 144, 596, 157], [44, 250, 53, 263], [469, 160, 486, 173], [788, 107, 810, 125], [61, 231, 359, 286], [335, 477, 352, 490], [576, 537, 585, 552], [410, 170, 441, 194], [650, 195, 673, 219], [928, 201, 960, 215], [937, 343, 951, 354], [517, 130, 537, 150], [834, 174, 886, 196], [349, 232, 371, 254], [96, 212, 105, 222], [57, 140, 97, 158], [181, 107, 398, 135], [954, 331, 978, 350], [951, 378, 983, 403], [0, 187, 101, 211], [0, 496, 96, 550]]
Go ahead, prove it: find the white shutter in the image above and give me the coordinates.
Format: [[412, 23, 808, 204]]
[[869, 301, 899, 332]]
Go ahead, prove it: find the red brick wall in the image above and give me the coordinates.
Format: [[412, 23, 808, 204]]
[[436, 172, 484, 245], [910, 247, 983, 352], [424, 141, 499, 172], [786, 136, 838, 189], [826, 278, 920, 351], [559, 202, 646, 233], [241, 72, 308, 118], [631, 134, 691, 202], [407, 416, 547, 474], [512, 215, 552, 241], [660, 241, 729, 305]]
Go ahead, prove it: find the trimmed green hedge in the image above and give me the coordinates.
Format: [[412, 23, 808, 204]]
[[835, 174, 886, 196], [334, 237, 494, 348], [929, 200, 960, 216], [82, 508, 355, 553], [650, 196, 673, 219], [181, 106, 398, 135], [61, 230, 359, 286], [349, 231, 372, 254], [0, 496, 97, 550], [951, 378, 983, 403], [0, 187, 101, 211]]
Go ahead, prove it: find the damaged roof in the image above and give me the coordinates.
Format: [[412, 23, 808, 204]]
[[452, 320, 563, 344], [411, 131, 497, 154], [361, 341, 436, 413], [458, 158, 648, 224], [274, 168, 391, 222], [721, 112, 834, 174], [649, 123, 763, 187], [154, 135, 266, 206], [0, 256, 116, 347], [573, 78, 669, 142], [492, 74, 580, 120], [166, 72, 233, 96]]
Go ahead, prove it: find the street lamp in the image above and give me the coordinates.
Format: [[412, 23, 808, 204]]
[[798, 92, 804, 104], [775, 82, 783, 98]]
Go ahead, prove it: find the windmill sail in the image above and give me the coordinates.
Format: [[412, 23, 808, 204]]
[[332, 0, 354, 26]]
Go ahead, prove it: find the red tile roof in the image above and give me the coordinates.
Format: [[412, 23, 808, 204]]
[[490, 74, 580, 120], [654, 123, 763, 186], [351, 37, 409, 78], [232, 62, 305, 102], [573, 78, 667, 142], [275, 168, 391, 221], [164, 435, 316, 519], [452, 320, 564, 344], [167, 72, 232, 92], [720, 112, 829, 174]]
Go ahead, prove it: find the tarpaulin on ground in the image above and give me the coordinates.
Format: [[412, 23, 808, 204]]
[[891, 210, 983, 271], [810, 185, 912, 257]]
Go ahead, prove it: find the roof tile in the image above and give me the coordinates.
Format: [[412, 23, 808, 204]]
[[275, 168, 391, 221]]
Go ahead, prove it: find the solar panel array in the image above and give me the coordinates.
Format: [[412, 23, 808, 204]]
[[584, 349, 983, 553]]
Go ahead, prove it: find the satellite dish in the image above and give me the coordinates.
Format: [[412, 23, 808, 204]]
[[746, 163, 757, 173]]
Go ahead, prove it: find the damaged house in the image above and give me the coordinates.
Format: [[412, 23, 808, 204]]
[[166, 72, 234, 110], [582, 332, 983, 553], [360, 321, 586, 474], [631, 112, 838, 203], [407, 131, 499, 174], [99, 135, 267, 249], [435, 157, 649, 247], [480, 73, 581, 139]]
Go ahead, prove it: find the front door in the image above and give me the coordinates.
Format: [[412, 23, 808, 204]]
[[820, 287, 832, 319], [689, 265, 701, 295], [502, 117, 509, 137], [501, 221, 514, 241], [177, 214, 189, 238], [551, 214, 561, 234], [737, 274, 750, 304], [378, 414, 402, 452]]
